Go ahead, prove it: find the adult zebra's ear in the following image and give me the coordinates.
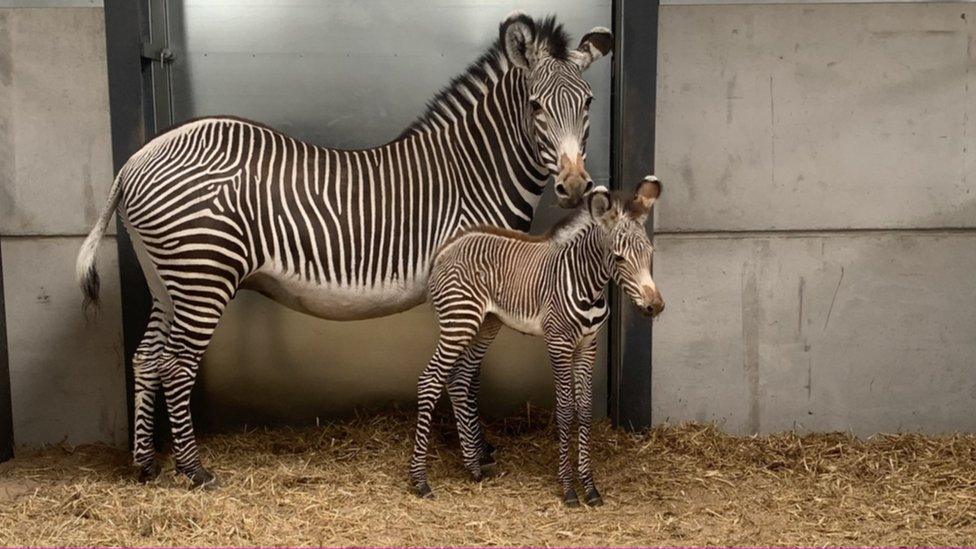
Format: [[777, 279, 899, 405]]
[[628, 175, 662, 224], [571, 27, 613, 71], [587, 186, 613, 220], [501, 12, 539, 70]]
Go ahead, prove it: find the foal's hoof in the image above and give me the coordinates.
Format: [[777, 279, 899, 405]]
[[413, 481, 434, 499], [189, 468, 218, 490], [562, 488, 581, 507], [585, 487, 604, 507], [136, 459, 162, 483], [479, 441, 497, 467]]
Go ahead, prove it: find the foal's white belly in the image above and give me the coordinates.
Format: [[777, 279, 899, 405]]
[[489, 306, 545, 337], [242, 264, 428, 320]]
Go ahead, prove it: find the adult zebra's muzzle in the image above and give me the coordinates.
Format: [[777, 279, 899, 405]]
[[554, 153, 593, 208]]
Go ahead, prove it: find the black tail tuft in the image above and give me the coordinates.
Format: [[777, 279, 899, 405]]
[[81, 265, 101, 314]]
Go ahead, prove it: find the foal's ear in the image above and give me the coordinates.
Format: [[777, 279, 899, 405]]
[[571, 27, 613, 71], [587, 186, 612, 220], [500, 12, 539, 71], [628, 175, 661, 223]]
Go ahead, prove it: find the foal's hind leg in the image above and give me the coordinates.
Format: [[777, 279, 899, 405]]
[[410, 307, 482, 497], [132, 301, 171, 482], [446, 314, 502, 480]]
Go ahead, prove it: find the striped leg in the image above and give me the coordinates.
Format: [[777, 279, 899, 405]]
[[573, 337, 601, 505], [410, 313, 480, 497], [546, 333, 579, 506], [155, 288, 229, 488], [446, 314, 502, 480], [132, 301, 171, 482]]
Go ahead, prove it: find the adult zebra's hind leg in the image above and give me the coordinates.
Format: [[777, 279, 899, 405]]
[[156, 290, 231, 489], [132, 301, 171, 482], [446, 314, 502, 481]]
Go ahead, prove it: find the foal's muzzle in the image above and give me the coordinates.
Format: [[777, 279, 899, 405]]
[[641, 286, 665, 318]]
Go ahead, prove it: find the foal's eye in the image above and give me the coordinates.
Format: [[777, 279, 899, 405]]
[[529, 99, 543, 113], [613, 254, 625, 262]]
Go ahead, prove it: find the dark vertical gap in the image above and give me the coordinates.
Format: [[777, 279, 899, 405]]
[[0, 242, 14, 462], [103, 0, 154, 450], [609, 0, 659, 431]]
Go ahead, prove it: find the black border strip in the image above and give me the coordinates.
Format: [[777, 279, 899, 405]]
[[0, 241, 14, 462], [609, 0, 659, 430], [103, 0, 154, 448]]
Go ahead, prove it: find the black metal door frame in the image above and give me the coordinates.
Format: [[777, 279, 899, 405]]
[[608, 0, 659, 430], [103, 0, 659, 436], [0, 242, 14, 462], [103, 0, 167, 448]]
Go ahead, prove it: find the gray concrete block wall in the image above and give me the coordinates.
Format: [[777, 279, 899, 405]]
[[653, 3, 976, 435], [0, 7, 126, 446]]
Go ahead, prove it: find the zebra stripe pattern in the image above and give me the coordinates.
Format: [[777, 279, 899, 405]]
[[411, 176, 664, 506], [75, 14, 612, 487]]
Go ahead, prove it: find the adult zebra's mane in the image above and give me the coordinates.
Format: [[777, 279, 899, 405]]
[[398, 15, 571, 139]]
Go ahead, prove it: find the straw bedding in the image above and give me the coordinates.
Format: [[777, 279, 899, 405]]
[[0, 408, 974, 547]]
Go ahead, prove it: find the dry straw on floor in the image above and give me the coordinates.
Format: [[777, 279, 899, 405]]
[[0, 408, 974, 546]]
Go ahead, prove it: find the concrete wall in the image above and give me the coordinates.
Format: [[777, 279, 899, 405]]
[[0, 7, 126, 446], [653, 2, 976, 436]]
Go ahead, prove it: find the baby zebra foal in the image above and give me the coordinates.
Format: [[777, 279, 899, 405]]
[[411, 176, 664, 506]]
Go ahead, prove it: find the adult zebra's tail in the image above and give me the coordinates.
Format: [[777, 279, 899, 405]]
[[76, 172, 123, 311]]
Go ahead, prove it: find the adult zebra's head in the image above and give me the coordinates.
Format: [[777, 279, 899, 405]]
[[501, 13, 613, 208]]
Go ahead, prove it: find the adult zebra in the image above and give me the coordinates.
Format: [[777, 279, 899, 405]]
[[77, 13, 612, 487]]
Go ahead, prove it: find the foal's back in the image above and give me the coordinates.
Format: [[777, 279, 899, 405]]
[[429, 229, 554, 334]]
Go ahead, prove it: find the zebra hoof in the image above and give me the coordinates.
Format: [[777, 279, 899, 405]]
[[479, 451, 497, 468], [413, 481, 434, 499], [136, 459, 162, 483], [562, 488, 581, 507], [585, 488, 604, 507], [189, 468, 218, 490], [483, 440, 497, 458], [478, 461, 497, 478]]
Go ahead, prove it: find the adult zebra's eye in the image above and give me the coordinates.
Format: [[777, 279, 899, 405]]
[[529, 99, 543, 113], [613, 254, 625, 262], [584, 96, 594, 109]]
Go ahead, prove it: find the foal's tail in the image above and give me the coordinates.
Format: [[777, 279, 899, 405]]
[[76, 172, 124, 312]]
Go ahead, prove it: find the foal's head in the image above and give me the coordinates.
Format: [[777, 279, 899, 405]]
[[587, 176, 665, 317]]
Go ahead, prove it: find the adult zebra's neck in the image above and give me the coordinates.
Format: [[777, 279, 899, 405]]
[[398, 53, 549, 232]]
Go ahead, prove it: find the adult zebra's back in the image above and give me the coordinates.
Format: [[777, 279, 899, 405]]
[[76, 13, 612, 487]]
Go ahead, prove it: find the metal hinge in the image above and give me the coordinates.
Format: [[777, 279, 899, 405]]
[[141, 42, 175, 65]]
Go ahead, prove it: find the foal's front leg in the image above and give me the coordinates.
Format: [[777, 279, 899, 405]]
[[546, 333, 579, 506], [573, 336, 602, 505]]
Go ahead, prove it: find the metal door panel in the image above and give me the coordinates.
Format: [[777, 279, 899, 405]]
[[167, 0, 612, 427]]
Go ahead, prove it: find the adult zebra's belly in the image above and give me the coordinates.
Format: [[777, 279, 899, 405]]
[[241, 265, 429, 321]]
